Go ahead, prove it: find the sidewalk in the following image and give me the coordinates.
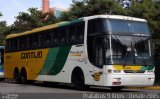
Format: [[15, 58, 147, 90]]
[[128, 86, 160, 90]]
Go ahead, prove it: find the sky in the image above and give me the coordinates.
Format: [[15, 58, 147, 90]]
[[0, 0, 73, 25]]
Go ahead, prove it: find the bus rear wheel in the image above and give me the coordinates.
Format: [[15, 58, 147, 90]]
[[14, 69, 21, 84], [20, 68, 27, 84]]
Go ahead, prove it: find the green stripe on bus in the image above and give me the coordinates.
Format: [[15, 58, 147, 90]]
[[40, 46, 71, 75], [48, 46, 71, 75], [59, 19, 83, 27], [40, 47, 60, 75], [140, 66, 154, 71]]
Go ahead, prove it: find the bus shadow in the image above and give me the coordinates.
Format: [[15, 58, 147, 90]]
[[31, 82, 141, 93]]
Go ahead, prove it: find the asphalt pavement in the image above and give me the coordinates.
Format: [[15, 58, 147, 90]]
[[0, 80, 160, 99]]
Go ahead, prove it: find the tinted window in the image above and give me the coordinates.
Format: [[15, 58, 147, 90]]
[[44, 31, 52, 47], [76, 22, 84, 43], [60, 27, 67, 44], [19, 36, 28, 50], [29, 34, 38, 49], [88, 19, 105, 36], [52, 29, 59, 45], [68, 25, 76, 43], [12, 39, 18, 51]]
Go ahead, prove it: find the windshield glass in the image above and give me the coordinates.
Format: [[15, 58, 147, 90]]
[[107, 19, 150, 36], [88, 18, 150, 36], [105, 35, 153, 65], [87, 18, 153, 66]]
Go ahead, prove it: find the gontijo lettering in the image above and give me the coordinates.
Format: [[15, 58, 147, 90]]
[[21, 51, 42, 59]]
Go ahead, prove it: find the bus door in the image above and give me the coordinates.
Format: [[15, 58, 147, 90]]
[[91, 37, 105, 85]]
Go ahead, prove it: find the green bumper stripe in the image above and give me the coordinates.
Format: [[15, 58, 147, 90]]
[[140, 66, 154, 71]]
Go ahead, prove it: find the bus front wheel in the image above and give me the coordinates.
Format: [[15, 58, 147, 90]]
[[72, 68, 85, 90]]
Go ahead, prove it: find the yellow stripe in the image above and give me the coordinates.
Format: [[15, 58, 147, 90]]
[[6, 22, 67, 39], [113, 65, 142, 70]]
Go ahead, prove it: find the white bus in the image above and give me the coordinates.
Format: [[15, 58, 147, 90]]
[[5, 15, 155, 90]]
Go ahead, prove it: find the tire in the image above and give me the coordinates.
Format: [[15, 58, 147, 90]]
[[44, 81, 58, 87], [72, 69, 85, 90], [110, 86, 124, 91], [20, 69, 27, 84], [14, 69, 21, 84]]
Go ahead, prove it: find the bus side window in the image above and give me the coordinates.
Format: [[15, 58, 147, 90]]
[[29, 34, 38, 49], [76, 22, 84, 43], [5, 40, 9, 52], [12, 39, 18, 51], [52, 29, 59, 46], [60, 27, 67, 44], [68, 25, 76, 43], [88, 19, 105, 36], [45, 31, 51, 47], [8, 40, 12, 52], [19, 36, 27, 50], [39, 33, 44, 48], [51, 30, 54, 46]]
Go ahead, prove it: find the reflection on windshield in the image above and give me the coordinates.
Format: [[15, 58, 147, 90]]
[[107, 19, 150, 35], [105, 35, 153, 66]]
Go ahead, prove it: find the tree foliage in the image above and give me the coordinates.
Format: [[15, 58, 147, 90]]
[[0, 12, 9, 45], [9, 8, 58, 34], [61, 0, 128, 21]]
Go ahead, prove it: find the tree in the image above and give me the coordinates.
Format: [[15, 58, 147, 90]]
[[0, 12, 9, 45], [60, 0, 128, 21], [9, 8, 58, 34], [128, 0, 157, 32], [127, 0, 160, 56]]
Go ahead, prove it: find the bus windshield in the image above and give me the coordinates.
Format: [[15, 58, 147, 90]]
[[105, 35, 154, 66], [107, 19, 150, 36], [87, 18, 153, 66]]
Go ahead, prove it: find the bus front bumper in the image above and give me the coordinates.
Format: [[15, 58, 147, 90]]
[[105, 74, 155, 86]]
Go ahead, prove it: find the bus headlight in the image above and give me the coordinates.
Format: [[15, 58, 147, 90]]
[[113, 78, 121, 85], [107, 69, 121, 73], [113, 70, 121, 73], [148, 78, 154, 81], [113, 78, 121, 82]]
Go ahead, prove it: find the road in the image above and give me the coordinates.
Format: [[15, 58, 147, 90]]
[[0, 80, 160, 99]]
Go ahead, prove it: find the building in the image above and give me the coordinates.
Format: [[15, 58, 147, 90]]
[[42, 0, 66, 18]]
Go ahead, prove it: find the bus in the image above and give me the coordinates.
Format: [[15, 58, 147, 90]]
[[4, 15, 155, 90], [0, 46, 4, 79]]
